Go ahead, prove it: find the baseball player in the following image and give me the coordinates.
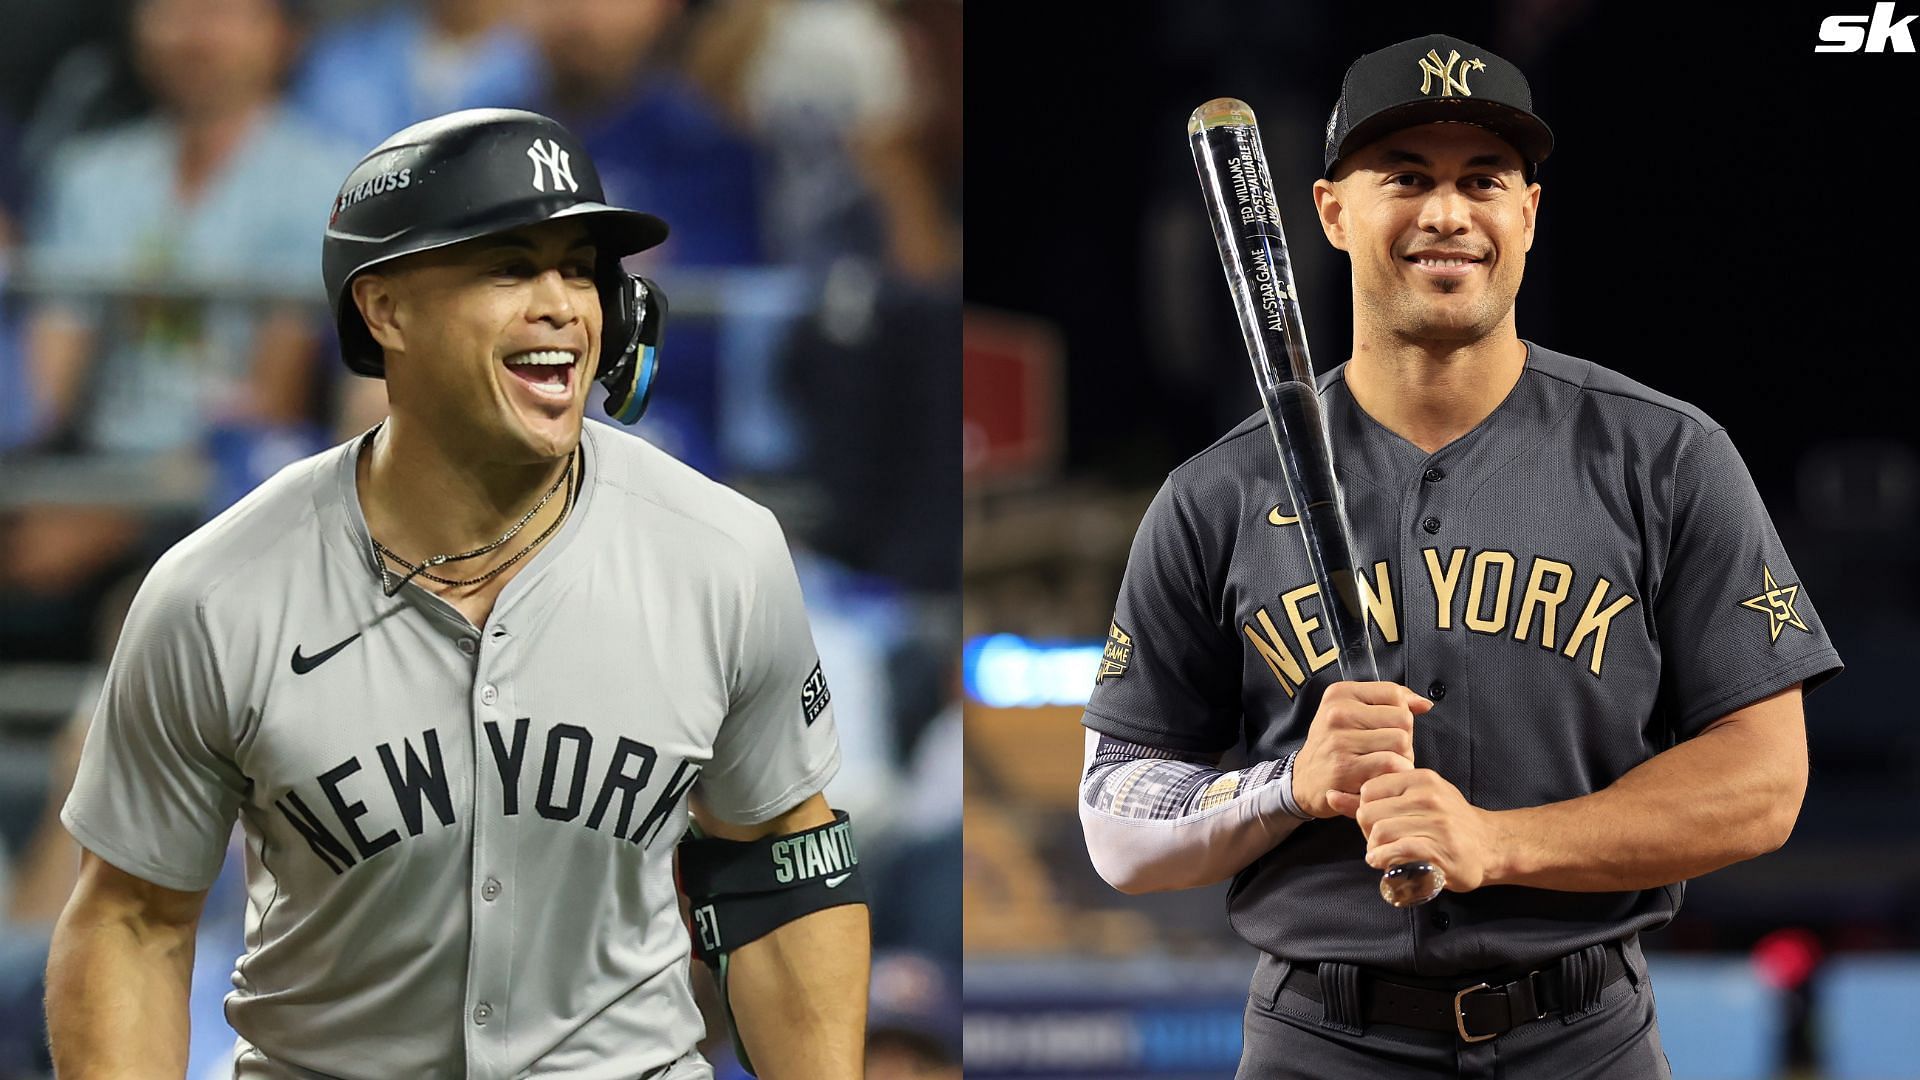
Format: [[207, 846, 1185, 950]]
[[1079, 35, 1842, 1079], [45, 109, 869, 1079]]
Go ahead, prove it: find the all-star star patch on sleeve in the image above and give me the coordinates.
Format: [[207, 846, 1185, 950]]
[[1654, 425, 1843, 739], [60, 563, 246, 893], [1083, 477, 1243, 755], [697, 507, 842, 825]]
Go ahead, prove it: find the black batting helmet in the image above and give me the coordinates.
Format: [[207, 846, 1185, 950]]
[[322, 108, 670, 424]]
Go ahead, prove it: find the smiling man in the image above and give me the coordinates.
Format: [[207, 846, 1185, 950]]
[[1078, 35, 1842, 1079], [46, 109, 869, 1080]]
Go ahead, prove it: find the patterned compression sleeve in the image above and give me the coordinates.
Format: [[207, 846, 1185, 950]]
[[1078, 730, 1312, 894]]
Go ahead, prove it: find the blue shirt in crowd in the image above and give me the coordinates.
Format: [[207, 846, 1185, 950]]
[[30, 107, 352, 454], [290, 5, 542, 154]]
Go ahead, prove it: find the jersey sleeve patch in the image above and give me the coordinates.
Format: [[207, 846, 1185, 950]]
[[1738, 564, 1812, 644], [1098, 620, 1134, 684], [800, 662, 831, 726]]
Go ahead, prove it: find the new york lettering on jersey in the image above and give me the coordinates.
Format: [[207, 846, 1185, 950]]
[[1237, 544, 1639, 699], [270, 719, 701, 875]]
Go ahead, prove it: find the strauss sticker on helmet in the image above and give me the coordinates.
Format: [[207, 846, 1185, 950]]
[[331, 168, 412, 223]]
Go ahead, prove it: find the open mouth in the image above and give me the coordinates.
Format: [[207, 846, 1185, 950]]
[[503, 349, 578, 401]]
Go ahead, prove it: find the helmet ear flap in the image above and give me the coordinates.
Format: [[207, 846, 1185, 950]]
[[598, 272, 667, 425], [337, 301, 387, 378]]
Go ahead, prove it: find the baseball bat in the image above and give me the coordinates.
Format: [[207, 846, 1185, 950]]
[[1187, 97, 1442, 909]]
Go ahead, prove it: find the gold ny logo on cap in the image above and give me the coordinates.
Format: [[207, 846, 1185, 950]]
[[1417, 49, 1487, 97]]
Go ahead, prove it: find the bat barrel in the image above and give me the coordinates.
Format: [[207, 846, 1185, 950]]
[[1188, 100, 1374, 678], [1187, 99, 1316, 393]]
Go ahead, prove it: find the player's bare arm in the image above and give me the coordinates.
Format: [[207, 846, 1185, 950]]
[[688, 792, 869, 1080], [45, 849, 209, 1078], [1078, 681, 1426, 894], [1349, 684, 1808, 893]]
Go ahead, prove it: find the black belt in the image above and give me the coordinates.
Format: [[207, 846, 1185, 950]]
[[1276, 940, 1630, 1043]]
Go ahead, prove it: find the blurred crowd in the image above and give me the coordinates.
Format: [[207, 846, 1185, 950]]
[[0, 0, 960, 1076]]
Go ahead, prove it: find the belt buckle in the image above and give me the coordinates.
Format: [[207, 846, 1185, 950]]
[[1453, 982, 1498, 1043]]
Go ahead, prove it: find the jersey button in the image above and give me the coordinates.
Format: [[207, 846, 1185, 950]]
[[1421, 516, 1442, 534], [458, 637, 477, 656], [1427, 681, 1447, 700], [481, 685, 498, 705], [1423, 467, 1445, 483], [1430, 908, 1451, 930], [482, 877, 502, 901], [473, 1002, 492, 1025]]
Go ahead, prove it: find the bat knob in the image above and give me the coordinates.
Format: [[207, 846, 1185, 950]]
[[1380, 861, 1445, 908]]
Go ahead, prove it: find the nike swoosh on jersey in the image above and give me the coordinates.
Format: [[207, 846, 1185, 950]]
[[290, 632, 363, 675], [824, 873, 853, 889], [1268, 506, 1301, 527]]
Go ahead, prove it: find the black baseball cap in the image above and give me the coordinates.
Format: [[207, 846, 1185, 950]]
[[1324, 34, 1553, 179]]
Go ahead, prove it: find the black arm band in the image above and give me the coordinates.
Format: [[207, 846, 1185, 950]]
[[679, 809, 867, 965]]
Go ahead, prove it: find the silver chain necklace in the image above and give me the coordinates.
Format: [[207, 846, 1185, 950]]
[[371, 447, 578, 598]]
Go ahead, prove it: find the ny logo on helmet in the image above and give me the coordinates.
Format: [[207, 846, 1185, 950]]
[[527, 139, 579, 193]]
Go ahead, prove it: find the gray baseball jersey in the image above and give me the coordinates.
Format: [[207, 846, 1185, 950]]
[[61, 420, 842, 1079], [1084, 343, 1842, 976]]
